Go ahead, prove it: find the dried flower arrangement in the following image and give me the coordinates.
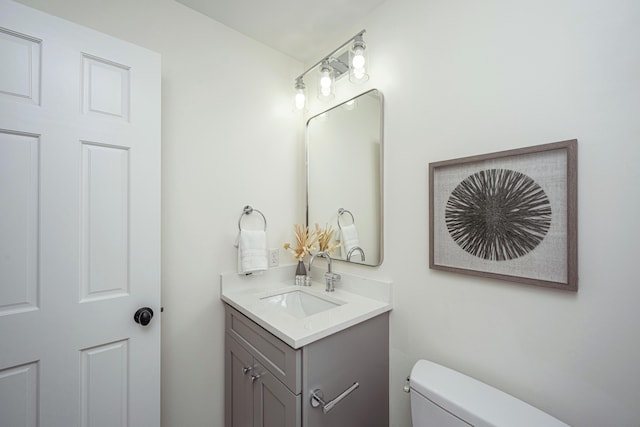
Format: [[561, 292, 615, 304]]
[[315, 223, 340, 255], [283, 224, 318, 261], [283, 223, 341, 262]]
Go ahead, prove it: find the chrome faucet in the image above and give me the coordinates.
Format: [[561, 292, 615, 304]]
[[309, 251, 341, 292]]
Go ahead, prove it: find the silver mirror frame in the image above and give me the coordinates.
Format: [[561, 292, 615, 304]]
[[305, 89, 384, 267]]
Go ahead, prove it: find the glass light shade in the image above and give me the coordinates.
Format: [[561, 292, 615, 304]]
[[317, 60, 335, 100], [349, 36, 369, 83], [293, 78, 307, 112]]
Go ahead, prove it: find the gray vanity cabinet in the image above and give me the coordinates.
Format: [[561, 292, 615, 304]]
[[224, 304, 389, 427]]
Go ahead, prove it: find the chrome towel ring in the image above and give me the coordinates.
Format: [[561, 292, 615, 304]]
[[238, 205, 267, 231], [337, 208, 355, 229]]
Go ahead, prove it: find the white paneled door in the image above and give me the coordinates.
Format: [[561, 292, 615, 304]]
[[0, 1, 161, 426]]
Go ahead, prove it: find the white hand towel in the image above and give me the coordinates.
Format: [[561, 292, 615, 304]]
[[340, 224, 360, 255], [235, 229, 268, 274]]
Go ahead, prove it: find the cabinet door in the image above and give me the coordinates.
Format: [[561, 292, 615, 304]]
[[253, 362, 301, 427], [225, 334, 255, 427]]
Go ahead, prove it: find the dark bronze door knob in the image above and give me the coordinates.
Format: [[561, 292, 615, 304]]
[[134, 307, 154, 326]]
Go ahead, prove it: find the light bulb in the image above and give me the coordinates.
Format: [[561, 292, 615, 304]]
[[320, 73, 332, 88], [352, 49, 365, 69], [295, 91, 305, 110]]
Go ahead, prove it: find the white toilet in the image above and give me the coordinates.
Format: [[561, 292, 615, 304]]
[[408, 360, 569, 426]]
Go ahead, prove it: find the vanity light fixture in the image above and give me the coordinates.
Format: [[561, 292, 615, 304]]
[[293, 29, 369, 107]]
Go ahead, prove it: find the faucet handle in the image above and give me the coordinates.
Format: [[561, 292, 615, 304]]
[[324, 272, 341, 292], [324, 272, 340, 281]]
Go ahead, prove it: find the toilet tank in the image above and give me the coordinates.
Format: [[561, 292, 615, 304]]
[[409, 360, 569, 427]]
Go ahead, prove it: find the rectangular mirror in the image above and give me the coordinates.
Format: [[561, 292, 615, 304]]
[[306, 89, 383, 266]]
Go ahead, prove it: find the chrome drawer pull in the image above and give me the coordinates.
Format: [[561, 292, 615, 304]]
[[310, 382, 359, 414]]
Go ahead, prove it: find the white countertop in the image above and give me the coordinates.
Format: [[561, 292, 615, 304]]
[[220, 265, 392, 349]]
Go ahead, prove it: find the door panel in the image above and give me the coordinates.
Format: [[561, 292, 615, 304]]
[[0, 130, 39, 316], [80, 141, 130, 301], [0, 27, 41, 104], [0, 1, 161, 425], [82, 54, 130, 120], [80, 340, 129, 427], [0, 361, 38, 427]]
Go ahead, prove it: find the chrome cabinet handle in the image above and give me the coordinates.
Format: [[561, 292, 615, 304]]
[[310, 382, 359, 414], [242, 366, 253, 375], [250, 373, 261, 383]]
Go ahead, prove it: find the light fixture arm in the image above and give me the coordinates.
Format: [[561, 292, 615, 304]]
[[295, 29, 366, 82]]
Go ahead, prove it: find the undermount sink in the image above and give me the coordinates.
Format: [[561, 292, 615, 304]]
[[260, 290, 342, 319]]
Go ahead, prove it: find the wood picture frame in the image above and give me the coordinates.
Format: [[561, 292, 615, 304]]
[[429, 139, 577, 291]]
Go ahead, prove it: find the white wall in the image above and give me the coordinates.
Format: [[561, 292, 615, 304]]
[[306, 0, 640, 426], [14, 0, 640, 426], [13, 0, 303, 425]]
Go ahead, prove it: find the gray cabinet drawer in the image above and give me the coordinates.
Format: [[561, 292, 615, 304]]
[[225, 305, 301, 394]]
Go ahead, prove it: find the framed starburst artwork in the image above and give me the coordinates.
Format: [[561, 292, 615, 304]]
[[429, 139, 577, 291]]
